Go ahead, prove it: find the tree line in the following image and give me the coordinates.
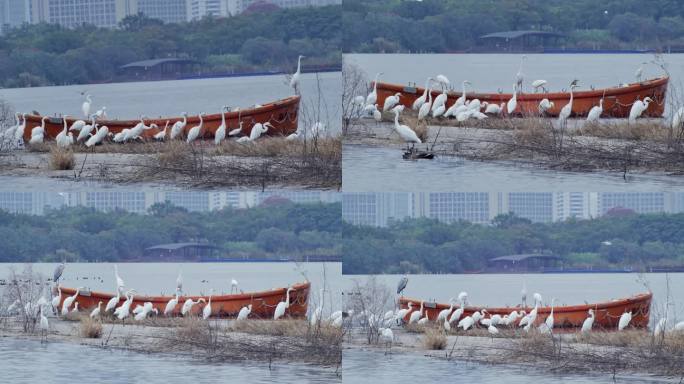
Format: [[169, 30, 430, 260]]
[[0, 5, 341, 88], [342, 212, 684, 274], [0, 201, 341, 262], [343, 0, 684, 52]]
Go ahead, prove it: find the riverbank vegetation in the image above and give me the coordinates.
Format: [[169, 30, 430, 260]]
[[0, 201, 341, 262], [342, 212, 684, 274], [343, 0, 684, 52], [0, 5, 341, 88]]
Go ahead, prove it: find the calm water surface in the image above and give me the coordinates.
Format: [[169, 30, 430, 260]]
[[343, 273, 684, 323], [0, 72, 341, 132], [344, 349, 670, 384], [1, 339, 339, 384], [343, 145, 684, 192]]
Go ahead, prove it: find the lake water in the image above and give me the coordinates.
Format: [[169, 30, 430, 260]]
[[1, 338, 339, 384], [342, 145, 684, 192], [342, 273, 684, 324], [345, 53, 684, 115], [1, 262, 343, 313], [343, 349, 669, 384], [0, 72, 341, 133]]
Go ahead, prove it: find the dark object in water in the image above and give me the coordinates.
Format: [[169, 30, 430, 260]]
[[403, 148, 435, 160]]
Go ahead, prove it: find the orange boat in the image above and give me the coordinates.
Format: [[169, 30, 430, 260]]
[[58, 281, 310, 319], [375, 77, 668, 118], [22, 95, 300, 142], [399, 292, 652, 329]]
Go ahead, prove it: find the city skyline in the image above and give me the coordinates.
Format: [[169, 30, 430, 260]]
[[342, 192, 684, 227], [0, 189, 340, 215], [0, 0, 341, 32]]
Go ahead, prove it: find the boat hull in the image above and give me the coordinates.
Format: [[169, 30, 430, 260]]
[[58, 281, 310, 319], [398, 292, 652, 329], [23, 95, 300, 142], [375, 77, 668, 118]]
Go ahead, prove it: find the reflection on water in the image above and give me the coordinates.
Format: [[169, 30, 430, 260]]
[[0, 72, 341, 132], [0, 177, 341, 215], [343, 145, 684, 192], [342, 191, 684, 226], [2, 262, 343, 312], [1, 338, 339, 384], [342, 274, 684, 324], [344, 349, 660, 384]]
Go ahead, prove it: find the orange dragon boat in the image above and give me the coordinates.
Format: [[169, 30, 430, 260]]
[[22, 95, 300, 142], [375, 77, 668, 118], [58, 281, 310, 318], [399, 292, 652, 329]]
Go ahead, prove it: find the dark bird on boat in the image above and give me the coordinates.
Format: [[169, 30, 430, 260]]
[[53, 262, 65, 283], [397, 276, 408, 295]]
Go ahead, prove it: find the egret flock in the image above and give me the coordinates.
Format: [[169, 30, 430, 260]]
[[353, 62, 679, 149], [0, 55, 328, 149], [2, 263, 341, 342]]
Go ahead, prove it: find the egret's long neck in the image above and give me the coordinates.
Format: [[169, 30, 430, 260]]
[[569, 88, 574, 104], [297, 56, 302, 73], [63, 118, 67, 132], [428, 88, 432, 102], [221, 110, 226, 125], [286, 290, 291, 306], [393, 112, 399, 129]]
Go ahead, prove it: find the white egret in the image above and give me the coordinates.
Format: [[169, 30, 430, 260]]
[[467, 99, 481, 111], [310, 122, 326, 138], [186, 114, 204, 143], [116, 290, 137, 323], [488, 324, 499, 335], [353, 95, 365, 107], [94, 106, 107, 119], [383, 92, 401, 112], [105, 291, 121, 313], [532, 79, 547, 93], [418, 86, 433, 121], [458, 316, 475, 331], [231, 278, 239, 293], [448, 305, 464, 325], [249, 122, 272, 141], [437, 299, 455, 324], [432, 102, 445, 118], [51, 285, 62, 314], [431, 88, 447, 113], [413, 78, 433, 110], [113, 129, 129, 143], [164, 289, 181, 316], [629, 97, 653, 123], [516, 55, 527, 92], [72, 303, 79, 314], [290, 55, 305, 92], [90, 301, 102, 319], [618, 311, 632, 331], [674, 321, 684, 331], [417, 311, 430, 325], [454, 80, 470, 107], [61, 287, 82, 316], [538, 99, 554, 115], [76, 116, 96, 142], [635, 63, 645, 82], [545, 298, 556, 331], [153, 121, 170, 141], [379, 327, 394, 353], [274, 287, 294, 320], [371, 104, 382, 121], [85, 125, 108, 147], [310, 289, 324, 326], [69, 119, 86, 132], [558, 83, 579, 125], [408, 301, 424, 324], [396, 302, 412, 323], [114, 264, 125, 293], [237, 304, 252, 321], [215, 106, 228, 145], [392, 108, 421, 150], [443, 317, 451, 332], [181, 297, 206, 317], [202, 290, 213, 320], [366, 72, 383, 105], [170, 113, 188, 140], [654, 317, 667, 337], [56, 116, 72, 148], [82, 94, 92, 118], [229, 121, 243, 137], [507, 84, 517, 115], [435, 74, 450, 87], [236, 136, 251, 143], [14, 113, 27, 143], [176, 270, 183, 293], [484, 102, 505, 115], [587, 99, 603, 122], [29, 116, 48, 144], [135, 302, 157, 321], [39, 306, 49, 342], [581, 309, 595, 333]]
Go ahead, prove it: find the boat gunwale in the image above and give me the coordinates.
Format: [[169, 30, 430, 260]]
[[399, 292, 652, 314]]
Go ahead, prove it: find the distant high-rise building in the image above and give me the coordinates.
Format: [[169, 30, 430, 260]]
[[29, 0, 137, 28], [0, 0, 30, 34], [187, 0, 226, 20], [230, 0, 340, 16], [137, 0, 186, 23]]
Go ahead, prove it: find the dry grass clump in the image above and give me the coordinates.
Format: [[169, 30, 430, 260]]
[[422, 328, 447, 350], [173, 316, 213, 345], [48, 146, 75, 170], [63, 311, 84, 322], [581, 121, 670, 141], [511, 119, 555, 148], [79, 317, 103, 338]]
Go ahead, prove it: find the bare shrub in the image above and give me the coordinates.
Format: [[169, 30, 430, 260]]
[[48, 146, 75, 170], [1, 265, 48, 333], [342, 61, 369, 135], [422, 328, 447, 350], [345, 276, 393, 345], [80, 317, 103, 338]]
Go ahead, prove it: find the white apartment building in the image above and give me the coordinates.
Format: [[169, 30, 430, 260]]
[[137, 0, 187, 23], [230, 0, 340, 15], [0, 0, 29, 33]]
